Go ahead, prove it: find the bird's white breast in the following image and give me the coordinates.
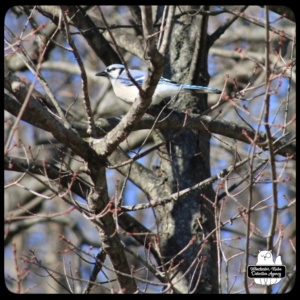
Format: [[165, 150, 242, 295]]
[[113, 79, 139, 103]]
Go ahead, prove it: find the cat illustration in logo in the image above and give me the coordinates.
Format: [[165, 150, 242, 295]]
[[254, 250, 283, 286]]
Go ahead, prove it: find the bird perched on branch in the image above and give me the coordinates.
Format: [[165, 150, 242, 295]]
[[96, 64, 221, 105]]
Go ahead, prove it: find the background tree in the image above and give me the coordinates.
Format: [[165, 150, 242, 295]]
[[5, 6, 295, 294]]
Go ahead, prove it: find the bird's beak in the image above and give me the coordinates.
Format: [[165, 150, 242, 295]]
[[95, 71, 107, 77]]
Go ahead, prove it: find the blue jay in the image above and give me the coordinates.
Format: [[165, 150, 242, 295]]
[[96, 64, 221, 105]]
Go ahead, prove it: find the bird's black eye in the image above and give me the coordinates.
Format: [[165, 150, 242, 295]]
[[108, 67, 116, 72]]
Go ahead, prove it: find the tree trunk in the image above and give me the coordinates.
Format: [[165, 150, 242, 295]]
[[149, 8, 218, 293]]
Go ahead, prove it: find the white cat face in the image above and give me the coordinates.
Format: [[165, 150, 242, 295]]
[[256, 250, 274, 264]]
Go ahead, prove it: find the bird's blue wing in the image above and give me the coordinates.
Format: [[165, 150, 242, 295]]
[[124, 76, 180, 87], [119, 68, 181, 87], [120, 77, 144, 86], [159, 77, 222, 94], [119, 69, 146, 86], [158, 77, 181, 86]]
